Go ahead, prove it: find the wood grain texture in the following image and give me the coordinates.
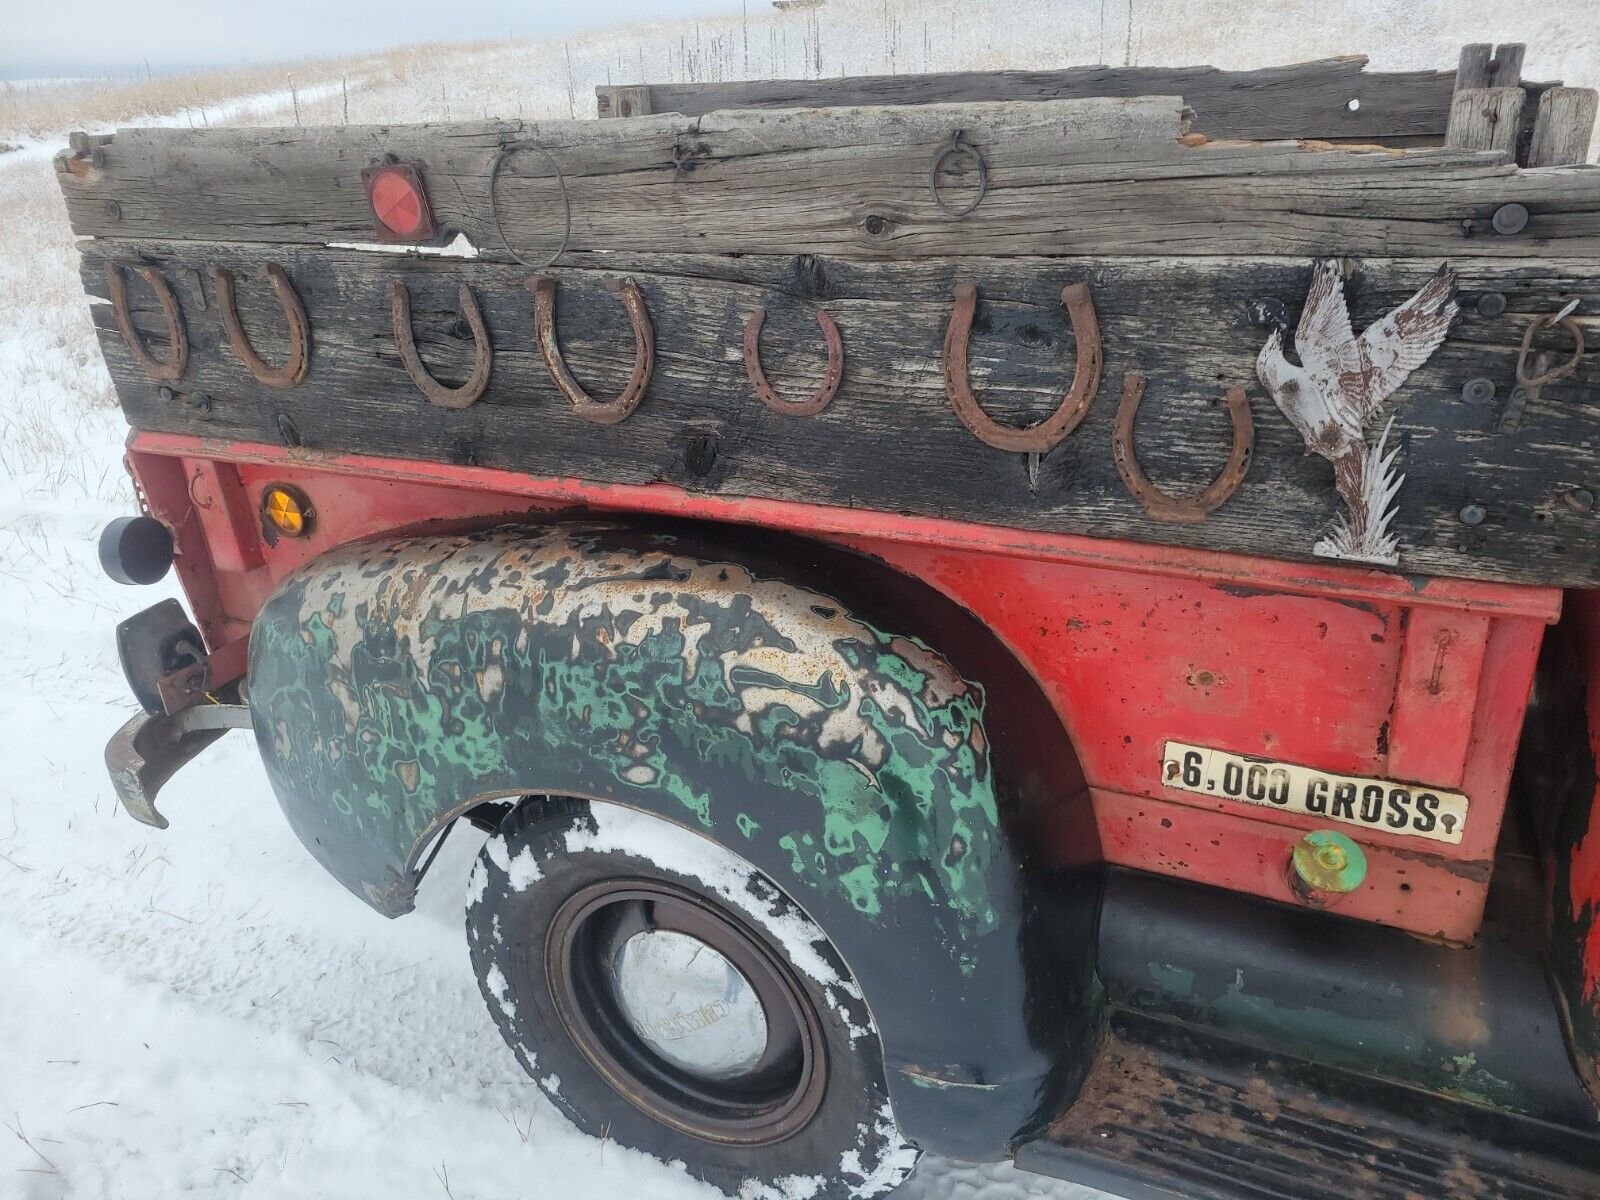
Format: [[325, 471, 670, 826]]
[[1530, 88, 1599, 167], [53, 103, 1600, 261], [75, 240, 1600, 587], [599, 57, 1460, 143], [1446, 88, 1525, 156]]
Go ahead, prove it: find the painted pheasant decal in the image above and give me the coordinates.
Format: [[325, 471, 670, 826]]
[[1256, 260, 1458, 565]]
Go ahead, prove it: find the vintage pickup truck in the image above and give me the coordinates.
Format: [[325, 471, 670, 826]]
[[59, 40, 1600, 1200]]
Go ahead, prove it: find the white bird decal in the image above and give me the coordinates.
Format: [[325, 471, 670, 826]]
[[1256, 259, 1457, 565]]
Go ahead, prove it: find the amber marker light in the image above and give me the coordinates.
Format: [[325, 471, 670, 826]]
[[261, 484, 314, 541]]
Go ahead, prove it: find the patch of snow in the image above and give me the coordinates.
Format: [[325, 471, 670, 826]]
[[484, 963, 518, 1020]]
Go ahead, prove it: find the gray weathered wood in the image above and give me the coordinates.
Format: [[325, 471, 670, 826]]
[[1529, 87, 1599, 167], [76, 240, 1600, 588], [1446, 87, 1525, 155], [597, 57, 1463, 143], [1456, 43, 1525, 90], [595, 85, 653, 119], [57, 105, 1600, 262]]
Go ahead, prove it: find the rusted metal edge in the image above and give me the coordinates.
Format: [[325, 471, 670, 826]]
[[210, 263, 311, 389], [105, 702, 251, 829], [741, 307, 844, 416], [943, 282, 1103, 453], [389, 278, 492, 409], [106, 261, 188, 384], [529, 275, 655, 425], [1112, 373, 1255, 524]]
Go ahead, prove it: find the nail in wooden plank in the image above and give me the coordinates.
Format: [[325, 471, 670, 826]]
[[1456, 42, 1524, 90], [1446, 86, 1525, 155], [1529, 86, 1599, 166]]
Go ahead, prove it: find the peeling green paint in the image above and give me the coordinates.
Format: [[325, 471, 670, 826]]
[[249, 525, 1002, 941]]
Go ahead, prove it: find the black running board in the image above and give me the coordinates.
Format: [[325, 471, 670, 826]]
[[1015, 1010, 1600, 1200]]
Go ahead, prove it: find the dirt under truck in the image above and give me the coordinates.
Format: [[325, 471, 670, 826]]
[[56, 40, 1600, 1200]]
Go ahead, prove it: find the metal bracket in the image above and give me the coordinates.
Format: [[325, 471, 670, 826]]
[[105, 702, 252, 829], [530, 275, 655, 425], [1112, 374, 1255, 523], [210, 263, 311, 389], [943, 282, 1103, 453], [742, 307, 844, 416], [106, 262, 188, 383], [389, 278, 492, 409]]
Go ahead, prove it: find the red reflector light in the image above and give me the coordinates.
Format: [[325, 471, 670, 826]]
[[362, 163, 436, 242]]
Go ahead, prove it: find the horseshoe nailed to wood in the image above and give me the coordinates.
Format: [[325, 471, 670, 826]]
[[943, 282, 1103, 453], [742, 307, 844, 416], [389, 278, 492, 409], [106, 262, 188, 384], [1113, 373, 1255, 523], [210, 263, 310, 389], [530, 275, 655, 425]]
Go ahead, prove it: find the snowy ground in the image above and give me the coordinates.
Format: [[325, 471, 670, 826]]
[[4, 2, 1597, 1196]]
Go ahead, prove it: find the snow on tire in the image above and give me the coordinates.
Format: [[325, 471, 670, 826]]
[[465, 796, 919, 1200]]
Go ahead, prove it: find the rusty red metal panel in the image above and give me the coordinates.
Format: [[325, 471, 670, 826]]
[[1386, 608, 1492, 788], [121, 433, 1560, 941], [1085, 787, 1488, 941]]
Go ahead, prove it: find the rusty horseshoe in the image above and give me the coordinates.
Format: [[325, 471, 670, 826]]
[[943, 282, 1103, 453], [106, 262, 188, 384], [389, 278, 492, 409], [209, 263, 310, 389], [530, 275, 654, 425], [742, 308, 844, 416], [1113, 373, 1254, 523]]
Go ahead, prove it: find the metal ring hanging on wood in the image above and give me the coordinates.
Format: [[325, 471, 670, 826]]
[[106, 262, 188, 384], [942, 282, 1103, 453], [389, 278, 492, 409], [530, 275, 655, 426], [209, 263, 310, 389], [929, 130, 989, 218], [742, 308, 844, 416], [1516, 301, 1586, 389], [1112, 374, 1254, 524]]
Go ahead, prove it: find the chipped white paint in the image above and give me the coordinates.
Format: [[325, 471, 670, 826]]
[[1257, 258, 1458, 565]]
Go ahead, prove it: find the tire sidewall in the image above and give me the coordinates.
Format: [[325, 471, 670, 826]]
[[466, 798, 916, 1199]]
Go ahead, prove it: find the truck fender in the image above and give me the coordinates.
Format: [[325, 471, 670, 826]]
[[246, 522, 1083, 1158]]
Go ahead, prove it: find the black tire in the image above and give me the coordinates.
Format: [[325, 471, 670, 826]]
[[466, 796, 918, 1199]]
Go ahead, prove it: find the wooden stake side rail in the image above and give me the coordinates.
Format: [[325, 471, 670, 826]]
[[53, 100, 1600, 260], [75, 242, 1600, 588], [596, 56, 1478, 144]]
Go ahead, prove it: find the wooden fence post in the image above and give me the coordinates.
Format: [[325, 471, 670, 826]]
[[1529, 86, 1599, 165]]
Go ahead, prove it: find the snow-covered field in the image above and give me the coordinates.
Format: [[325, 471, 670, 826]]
[[2, 2, 1596, 1196]]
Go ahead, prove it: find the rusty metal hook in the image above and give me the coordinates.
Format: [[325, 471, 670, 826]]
[[1515, 299, 1585, 389], [943, 282, 1103, 453], [389, 278, 492, 409], [209, 263, 310, 389], [1113, 374, 1254, 523], [929, 130, 989, 219], [742, 308, 844, 416], [530, 275, 655, 426], [106, 262, 187, 384]]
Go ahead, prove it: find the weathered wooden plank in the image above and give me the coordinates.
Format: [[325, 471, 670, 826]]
[[1530, 87, 1599, 167], [599, 57, 1463, 143], [75, 240, 1600, 588], [1446, 87, 1525, 156], [1456, 43, 1525, 90], [54, 105, 1600, 261]]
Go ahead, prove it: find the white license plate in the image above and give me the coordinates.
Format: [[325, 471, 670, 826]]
[[1160, 741, 1469, 845]]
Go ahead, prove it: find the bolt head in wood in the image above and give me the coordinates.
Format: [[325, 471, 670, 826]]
[[1491, 202, 1529, 235], [1475, 292, 1507, 318], [1461, 377, 1496, 405], [1564, 487, 1596, 513], [1459, 503, 1488, 526]]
